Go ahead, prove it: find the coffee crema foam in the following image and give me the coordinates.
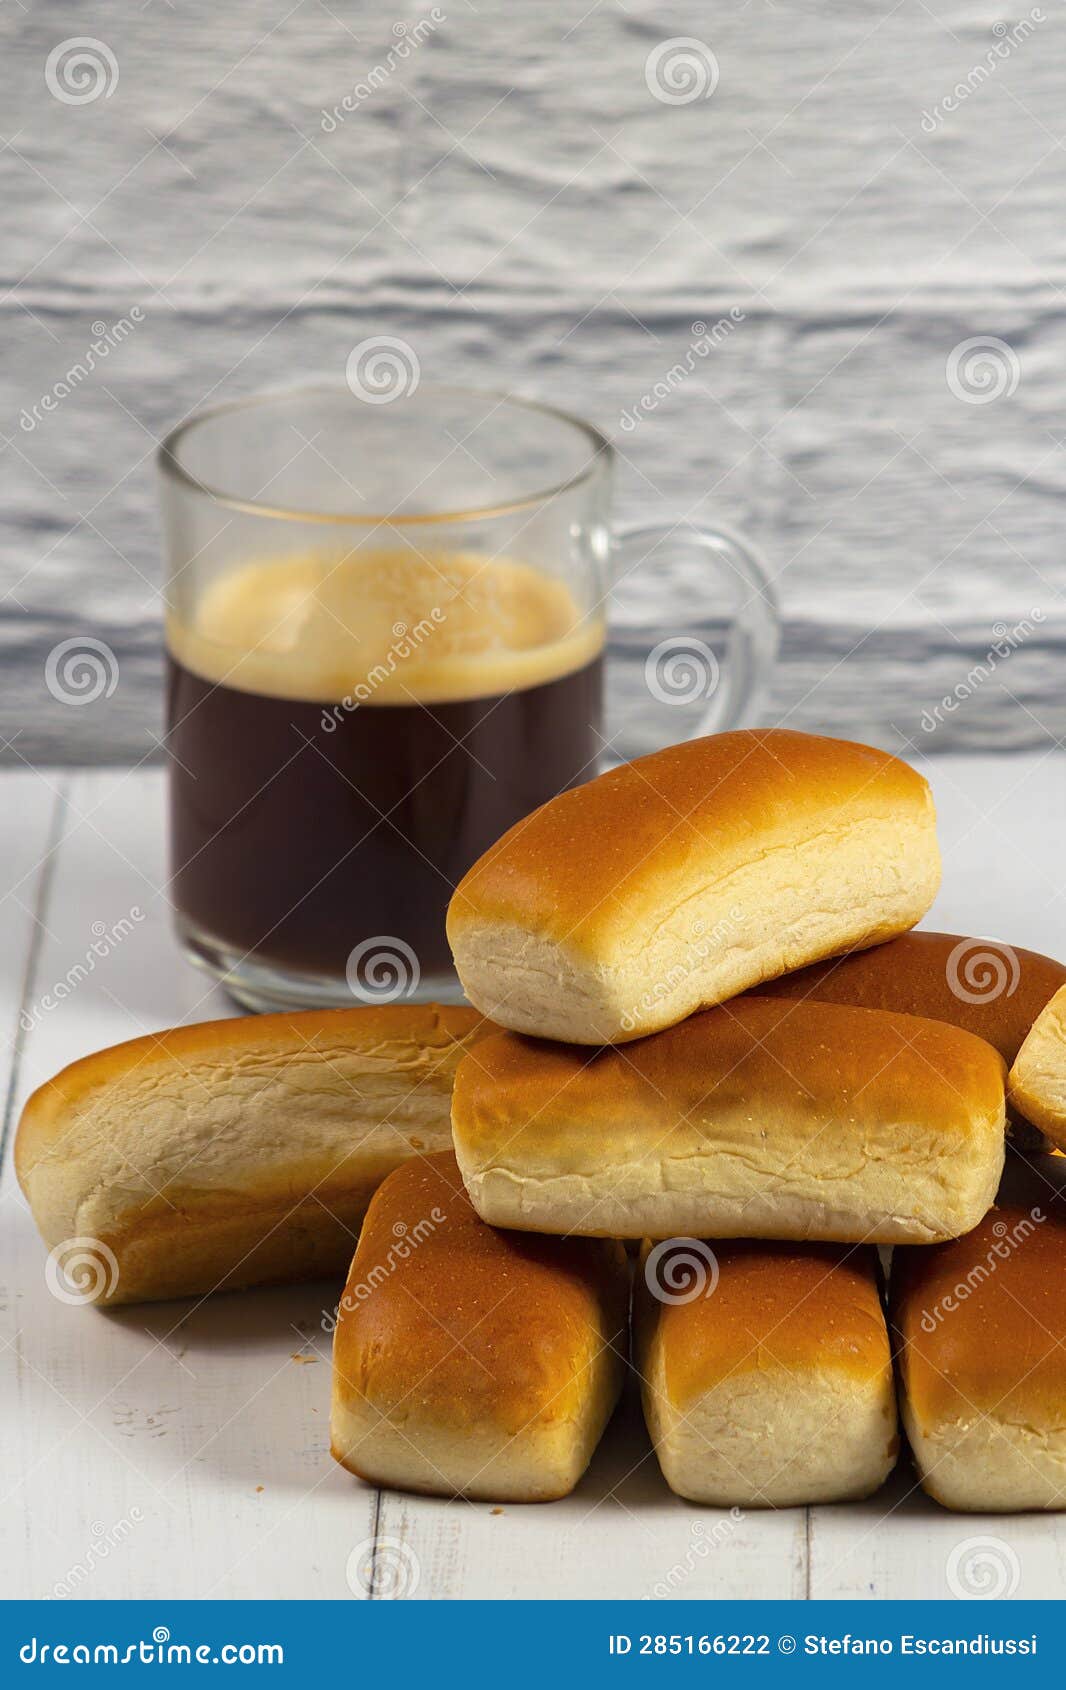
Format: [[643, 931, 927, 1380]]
[[166, 548, 604, 704]]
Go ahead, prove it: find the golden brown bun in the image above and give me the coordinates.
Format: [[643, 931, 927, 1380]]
[[1009, 984, 1066, 1151], [451, 998, 1006, 1243], [329, 1151, 627, 1501], [892, 1155, 1066, 1511], [748, 929, 1065, 1140], [447, 729, 941, 1044], [15, 1003, 492, 1306], [636, 1240, 897, 1506]]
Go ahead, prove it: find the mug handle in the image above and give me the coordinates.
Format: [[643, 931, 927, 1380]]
[[601, 519, 781, 766]]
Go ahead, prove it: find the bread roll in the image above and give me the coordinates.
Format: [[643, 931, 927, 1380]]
[[451, 998, 1006, 1243], [1009, 984, 1066, 1151], [636, 1240, 897, 1506], [892, 1156, 1066, 1511], [15, 1003, 491, 1306], [447, 728, 940, 1044], [748, 929, 1065, 1141], [330, 1150, 627, 1501]]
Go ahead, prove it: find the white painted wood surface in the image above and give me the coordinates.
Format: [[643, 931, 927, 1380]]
[[4, 1, 1066, 761], [3, 756, 1066, 1600]]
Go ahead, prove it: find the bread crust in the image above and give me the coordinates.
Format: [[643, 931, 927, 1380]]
[[892, 1156, 1066, 1511], [451, 997, 1006, 1243], [447, 729, 941, 1043], [748, 929, 1064, 1061], [749, 929, 1064, 1141], [1008, 983, 1066, 1150], [330, 1151, 627, 1501], [635, 1240, 898, 1506], [16, 1003, 491, 1305]]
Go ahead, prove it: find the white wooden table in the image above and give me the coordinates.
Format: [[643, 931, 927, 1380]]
[[3, 755, 1066, 1602]]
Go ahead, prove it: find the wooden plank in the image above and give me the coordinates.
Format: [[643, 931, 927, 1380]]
[[811, 1464, 1066, 1600], [1, 769, 374, 1600], [0, 768, 63, 1085], [0, 765, 65, 1205], [374, 1381, 805, 1600]]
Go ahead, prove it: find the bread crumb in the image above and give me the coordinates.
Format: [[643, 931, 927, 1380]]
[[290, 1352, 317, 1365], [256, 1485, 264, 1494], [491, 1507, 504, 1516]]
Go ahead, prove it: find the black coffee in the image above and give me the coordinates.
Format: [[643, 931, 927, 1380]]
[[165, 550, 603, 989]]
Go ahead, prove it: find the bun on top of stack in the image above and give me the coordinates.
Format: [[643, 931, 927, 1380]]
[[447, 728, 942, 1044]]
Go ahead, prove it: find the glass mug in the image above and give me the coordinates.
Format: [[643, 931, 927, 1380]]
[[158, 384, 779, 1011]]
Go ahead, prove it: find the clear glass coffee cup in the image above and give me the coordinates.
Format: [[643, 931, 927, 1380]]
[[158, 384, 779, 1011]]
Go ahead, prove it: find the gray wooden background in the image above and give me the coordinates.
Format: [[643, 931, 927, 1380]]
[[3, 0, 1065, 763]]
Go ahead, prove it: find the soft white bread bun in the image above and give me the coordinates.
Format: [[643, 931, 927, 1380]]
[[1009, 984, 1066, 1151], [447, 729, 941, 1044], [636, 1240, 898, 1507], [330, 1150, 628, 1502], [15, 1003, 492, 1306], [451, 998, 1006, 1244], [748, 929, 1066, 1145], [891, 1155, 1066, 1512]]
